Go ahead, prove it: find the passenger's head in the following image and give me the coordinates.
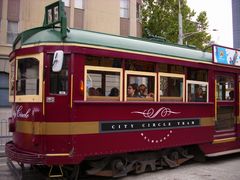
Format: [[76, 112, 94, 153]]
[[139, 84, 147, 95], [96, 87, 104, 96], [109, 87, 119, 96], [127, 83, 138, 97], [88, 87, 96, 96]]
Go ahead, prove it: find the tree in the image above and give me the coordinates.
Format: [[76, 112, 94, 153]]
[[142, 0, 211, 50]]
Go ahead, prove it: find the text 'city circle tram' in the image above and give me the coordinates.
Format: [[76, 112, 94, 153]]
[[5, 0, 240, 179]]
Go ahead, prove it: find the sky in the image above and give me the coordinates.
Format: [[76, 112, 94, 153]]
[[187, 0, 233, 47]]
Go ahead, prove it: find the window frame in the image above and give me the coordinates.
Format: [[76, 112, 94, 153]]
[[158, 72, 185, 102], [125, 70, 157, 102], [14, 53, 43, 102], [84, 65, 123, 101], [186, 80, 209, 103]]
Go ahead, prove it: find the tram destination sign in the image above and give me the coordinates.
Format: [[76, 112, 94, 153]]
[[43, 0, 67, 39], [213, 45, 240, 66], [100, 118, 200, 133]]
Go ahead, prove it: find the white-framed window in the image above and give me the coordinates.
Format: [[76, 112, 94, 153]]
[[125, 70, 157, 102], [120, 0, 129, 18], [186, 80, 208, 102], [7, 21, 18, 44], [159, 73, 185, 102], [75, 0, 83, 9], [62, 0, 70, 7], [85, 66, 123, 101]]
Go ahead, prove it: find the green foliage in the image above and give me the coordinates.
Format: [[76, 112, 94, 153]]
[[142, 0, 211, 50]]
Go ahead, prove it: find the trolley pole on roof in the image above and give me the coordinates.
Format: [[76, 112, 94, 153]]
[[178, 0, 183, 45]]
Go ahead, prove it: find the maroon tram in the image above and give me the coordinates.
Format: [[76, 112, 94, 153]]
[[5, 1, 240, 179]]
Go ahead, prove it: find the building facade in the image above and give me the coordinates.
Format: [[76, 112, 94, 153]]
[[0, 0, 142, 108], [232, 0, 240, 48]]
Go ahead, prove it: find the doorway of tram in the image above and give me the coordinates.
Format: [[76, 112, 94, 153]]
[[44, 53, 72, 153], [214, 73, 237, 141]]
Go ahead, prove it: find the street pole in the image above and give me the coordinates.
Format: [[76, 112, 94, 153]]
[[178, 0, 183, 45]]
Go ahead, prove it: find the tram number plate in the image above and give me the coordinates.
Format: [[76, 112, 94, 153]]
[[46, 97, 55, 103]]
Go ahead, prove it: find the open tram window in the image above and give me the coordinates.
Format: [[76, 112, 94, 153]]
[[125, 70, 156, 101], [159, 73, 185, 102], [50, 55, 69, 95], [186, 80, 208, 102], [16, 58, 39, 95], [216, 75, 234, 101], [85, 66, 122, 101]]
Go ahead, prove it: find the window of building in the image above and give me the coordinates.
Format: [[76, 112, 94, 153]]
[[62, 0, 70, 7], [85, 66, 123, 101], [187, 80, 208, 102], [50, 55, 69, 95], [75, 0, 83, 9], [120, 0, 129, 18], [7, 21, 18, 44], [0, 73, 11, 107], [216, 75, 234, 101], [125, 70, 156, 101], [17, 58, 39, 95], [159, 73, 185, 102], [136, 2, 141, 20]]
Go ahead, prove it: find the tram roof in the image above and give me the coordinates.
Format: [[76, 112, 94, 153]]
[[14, 27, 212, 63]]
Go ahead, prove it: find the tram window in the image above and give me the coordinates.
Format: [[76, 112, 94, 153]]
[[159, 73, 185, 102], [85, 66, 122, 101], [188, 68, 208, 81], [216, 76, 234, 101], [50, 55, 69, 95], [10, 61, 15, 96], [158, 63, 185, 74], [125, 60, 155, 72], [16, 58, 39, 95], [125, 71, 156, 101], [86, 56, 122, 68], [187, 80, 208, 102]]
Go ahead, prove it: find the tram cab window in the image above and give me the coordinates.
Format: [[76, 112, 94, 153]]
[[16, 58, 39, 95], [159, 73, 185, 102], [50, 55, 69, 95], [85, 66, 122, 101], [216, 75, 234, 101], [125, 70, 156, 101], [159, 63, 185, 74], [10, 61, 15, 96]]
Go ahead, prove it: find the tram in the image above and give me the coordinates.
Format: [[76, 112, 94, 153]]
[[5, 1, 240, 179]]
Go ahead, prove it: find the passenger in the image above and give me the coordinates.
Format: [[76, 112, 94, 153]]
[[109, 87, 119, 96], [96, 87, 104, 96], [229, 90, 234, 100], [127, 83, 138, 97], [195, 87, 205, 102], [138, 84, 147, 97], [88, 87, 96, 96]]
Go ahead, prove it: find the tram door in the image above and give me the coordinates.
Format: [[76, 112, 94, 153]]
[[214, 74, 237, 141], [44, 53, 72, 153]]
